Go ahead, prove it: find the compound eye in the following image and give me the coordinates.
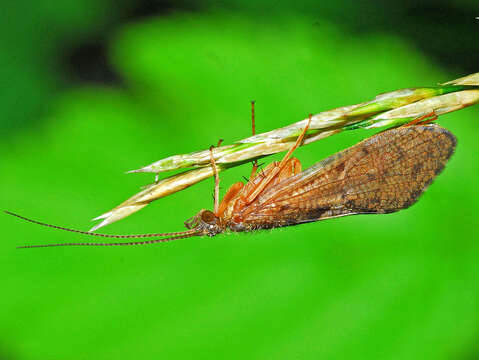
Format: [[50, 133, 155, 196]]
[[201, 210, 216, 224]]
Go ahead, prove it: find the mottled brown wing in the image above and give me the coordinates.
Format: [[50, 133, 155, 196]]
[[238, 124, 456, 229]]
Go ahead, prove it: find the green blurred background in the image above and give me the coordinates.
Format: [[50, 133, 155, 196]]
[[2, 1, 479, 359]]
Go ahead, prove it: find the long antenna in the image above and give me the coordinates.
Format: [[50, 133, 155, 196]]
[[17, 232, 199, 248], [5, 211, 200, 248]]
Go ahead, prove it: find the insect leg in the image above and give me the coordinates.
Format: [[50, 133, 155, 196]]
[[209, 139, 223, 215], [249, 100, 259, 180], [277, 114, 312, 168], [245, 114, 312, 203], [403, 111, 438, 127]]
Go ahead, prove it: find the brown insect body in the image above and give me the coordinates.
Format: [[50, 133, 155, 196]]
[[8, 122, 456, 248], [188, 124, 456, 237]]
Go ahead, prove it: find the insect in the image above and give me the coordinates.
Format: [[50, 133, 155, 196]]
[[7, 110, 456, 248]]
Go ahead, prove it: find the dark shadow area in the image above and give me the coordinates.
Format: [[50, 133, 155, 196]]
[[63, 0, 200, 86], [65, 0, 477, 86], [336, 1, 479, 74], [64, 39, 123, 85], [2, 0, 477, 136], [124, 0, 200, 19]]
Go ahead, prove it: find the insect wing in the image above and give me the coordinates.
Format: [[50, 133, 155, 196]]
[[238, 124, 456, 228]]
